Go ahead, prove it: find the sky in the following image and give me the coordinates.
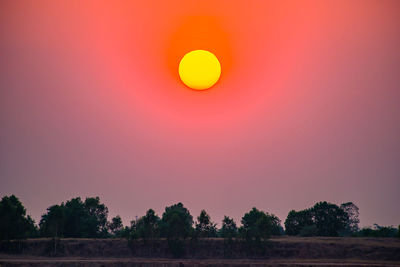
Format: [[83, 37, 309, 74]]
[[1, 0, 399, 228]]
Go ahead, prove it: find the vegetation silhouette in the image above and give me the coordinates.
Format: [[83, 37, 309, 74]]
[[39, 197, 108, 238], [159, 203, 193, 257], [194, 210, 218, 238], [0, 195, 36, 240], [108, 215, 124, 237], [0, 194, 399, 256], [220, 216, 238, 238], [285, 201, 354, 237]]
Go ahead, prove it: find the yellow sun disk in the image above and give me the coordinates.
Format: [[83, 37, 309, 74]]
[[178, 50, 221, 90]]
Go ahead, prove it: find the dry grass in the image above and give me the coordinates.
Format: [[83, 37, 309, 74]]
[[0, 237, 399, 266]]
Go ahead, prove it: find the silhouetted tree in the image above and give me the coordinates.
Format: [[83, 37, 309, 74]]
[[340, 202, 360, 234], [25, 216, 37, 237], [128, 219, 138, 239], [240, 207, 281, 241], [269, 213, 283, 235], [311, 201, 348, 236], [40, 196, 109, 238], [195, 210, 217, 238], [5, 194, 385, 243], [285, 209, 313, 236], [39, 204, 66, 254], [160, 203, 193, 257], [61, 197, 87, 237], [84, 197, 109, 237], [136, 209, 160, 241], [285, 202, 351, 237], [160, 203, 193, 239], [39, 205, 65, 238], [220, 216, 238, 238], [0, 195, 37, 240], [108, 215, 123, 237]]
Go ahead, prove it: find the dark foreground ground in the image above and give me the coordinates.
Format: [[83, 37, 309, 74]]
[[0, 237, 399, 266]]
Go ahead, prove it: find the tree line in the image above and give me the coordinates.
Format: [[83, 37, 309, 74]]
[[1, 195, 399, 242]]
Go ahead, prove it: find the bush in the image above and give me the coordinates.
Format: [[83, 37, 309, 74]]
[[355, 224, 398, 237]]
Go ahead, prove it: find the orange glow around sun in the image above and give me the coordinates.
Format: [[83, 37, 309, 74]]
[[165, 15, 233, 87]]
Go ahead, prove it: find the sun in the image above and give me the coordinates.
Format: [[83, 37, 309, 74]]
[[178, 50, 221, 90]]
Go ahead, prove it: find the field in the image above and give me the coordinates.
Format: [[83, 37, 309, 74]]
[[0, 237, 399, 266]]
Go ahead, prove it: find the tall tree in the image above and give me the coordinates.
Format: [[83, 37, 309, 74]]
[[240, 207, 281, 241], [340, 202, 360, 233], [195, 210, 217, 238], [39, 204, 66, 254], [268, 213, 283, 235], [160, 203, 193, 239], [0, 195, 37, 240], [84, 197, 109, 237], [136, 209, 160, 241], [108, 215, 123, 237], [285, 202, 352, 237], [284, 209, 313, 236], [62, 197, 87, 237], [160, 203, 193, 258], [311, 201, 349, 236], [40, 196, 109, 238], [39, 204, 65, 238], [220, 216, 238, 238]]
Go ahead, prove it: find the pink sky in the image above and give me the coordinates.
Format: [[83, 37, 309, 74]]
[[1, 0, 399, 227]]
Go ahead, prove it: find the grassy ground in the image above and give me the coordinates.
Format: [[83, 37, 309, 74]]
[[0, 237, 399, 266], [0, 257, 400, 266]]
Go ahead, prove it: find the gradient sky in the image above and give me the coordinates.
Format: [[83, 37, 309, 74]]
[[1, 0, 399, 228]]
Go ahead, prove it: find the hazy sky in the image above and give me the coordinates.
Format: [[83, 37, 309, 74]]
[[1, 0, 399, 228]]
